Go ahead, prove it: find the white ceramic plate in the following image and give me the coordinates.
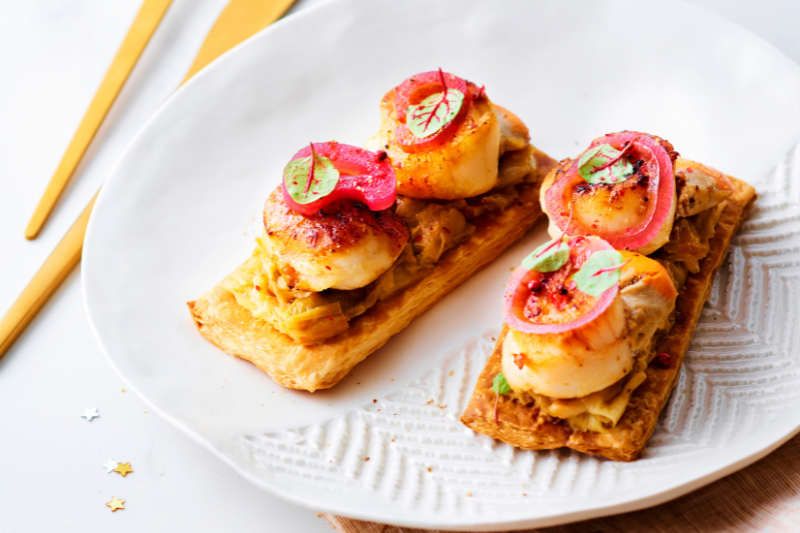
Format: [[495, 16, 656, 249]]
[[83, 0, 800, 530]]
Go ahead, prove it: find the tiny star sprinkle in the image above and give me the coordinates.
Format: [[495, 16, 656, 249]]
[[103, 459, 118, 473], [80, 408, 99, 421], [106, 497, 125, 512], [114, 462, 133, 477]]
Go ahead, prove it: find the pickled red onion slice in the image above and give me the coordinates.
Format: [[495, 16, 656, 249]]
[[282, 142, 396, 216], [503, 236, 619, 334]]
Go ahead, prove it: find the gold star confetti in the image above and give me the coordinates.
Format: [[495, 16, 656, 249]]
[[106, 497, 125, 512], [114, 462, 133, 477]]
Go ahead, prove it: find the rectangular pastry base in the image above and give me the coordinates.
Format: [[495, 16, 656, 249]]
[[188, 150, 557, 392], [459, 176, 757, 461]]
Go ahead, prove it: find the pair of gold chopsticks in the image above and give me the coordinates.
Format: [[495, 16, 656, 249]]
[[0, 0, 297, 359]]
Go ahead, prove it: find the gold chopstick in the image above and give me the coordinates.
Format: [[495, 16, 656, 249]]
[[1, 0, 297, 361], [1, 195, 97, 356], [24, 0, 173, 240], [182, 0, 296, 84]]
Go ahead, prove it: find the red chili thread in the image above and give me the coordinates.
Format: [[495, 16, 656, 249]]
[[537, 203, 575, 259]]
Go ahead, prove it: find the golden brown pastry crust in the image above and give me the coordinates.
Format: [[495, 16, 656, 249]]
[[459, 176, 756, 461], [188, 148, 558, 392]]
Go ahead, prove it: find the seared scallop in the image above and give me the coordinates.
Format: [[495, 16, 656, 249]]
[[262, 187, 409, 292], [366, 89, 507, 200], [501, 252, 676, 399], [502, 296, 634, 399]]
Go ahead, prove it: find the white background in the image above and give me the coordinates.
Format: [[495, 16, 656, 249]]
[[1, 1, 799, 531]]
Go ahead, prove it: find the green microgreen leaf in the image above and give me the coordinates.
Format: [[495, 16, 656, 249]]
[[578, 144, 634, 185], [522, 240, 570, 273], [283, 150, 339, 205], [406, 88, 464, 138], [572, 249, 625, 297], [492, 372, 512, 396]]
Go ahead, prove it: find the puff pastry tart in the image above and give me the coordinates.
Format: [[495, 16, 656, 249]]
[[461, 132, 756, 461], [189, 70, 557, 392]]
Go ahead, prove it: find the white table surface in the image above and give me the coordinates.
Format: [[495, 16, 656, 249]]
[[2, 1, 799, 531]]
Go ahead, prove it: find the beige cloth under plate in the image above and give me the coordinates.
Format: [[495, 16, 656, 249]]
[[323, 432, 800, 532]]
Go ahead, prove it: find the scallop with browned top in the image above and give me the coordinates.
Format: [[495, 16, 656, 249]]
[[262, 187, 409, 292]]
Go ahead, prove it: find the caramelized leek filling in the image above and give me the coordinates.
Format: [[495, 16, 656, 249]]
[[221, 236, 427, 344], [222, 145, 538, 345], [656, 200, 727, 290]]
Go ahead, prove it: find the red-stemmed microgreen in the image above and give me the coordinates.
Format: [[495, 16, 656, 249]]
[[589, 140, 634, 174], [522, 204, 576, 272], [590, 258, 631, 277], [523, 240, 570, 273], [406, 68, 465, 138], [578, 141, 635, 185], [492, 372, 512, 424], [283, 143, 340, 206], [572, 249, 626, 297]]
